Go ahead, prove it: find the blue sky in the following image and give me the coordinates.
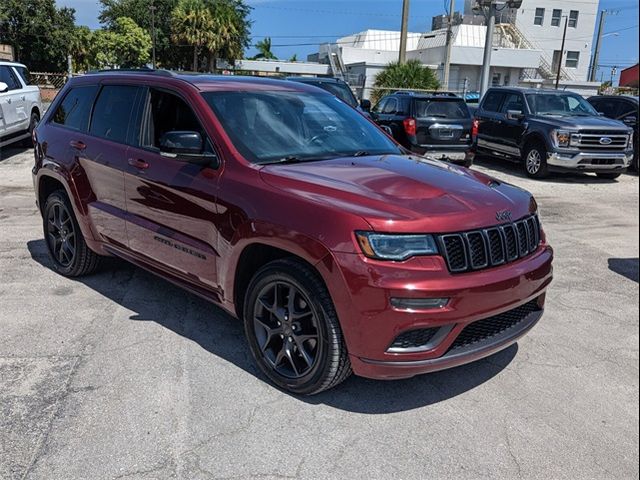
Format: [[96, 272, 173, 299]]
[[58, 0, 639, 83]]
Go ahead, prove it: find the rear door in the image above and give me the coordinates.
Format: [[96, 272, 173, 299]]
[[498, 92, 527, 157], [124, 86, 221, 290], [414, 98, 472, 149], [476, 90, 507, 154], [83, 83, 145, 247]]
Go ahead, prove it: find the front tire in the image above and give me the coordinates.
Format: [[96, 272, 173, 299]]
[[596, 172, 622, 180], [43, 190, 101, 277], [243, 258, 351, 395], [523, 142, 549, 179]]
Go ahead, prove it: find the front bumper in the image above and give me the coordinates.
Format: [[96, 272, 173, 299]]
[[547, 149, 634, 171], [326, 245, 553, 380]]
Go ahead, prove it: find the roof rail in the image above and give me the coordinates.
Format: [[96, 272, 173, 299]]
[[392, 90, 460, 97], [85, 68, 176, 77]]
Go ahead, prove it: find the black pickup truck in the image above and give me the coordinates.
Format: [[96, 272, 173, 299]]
[[475, 87, 634, 179]]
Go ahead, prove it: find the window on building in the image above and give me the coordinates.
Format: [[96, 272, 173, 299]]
[[534, 8, 545, 26], [565, 51, 580, 69], [551, 9, 562, 27], [569, 10, 579, 28]]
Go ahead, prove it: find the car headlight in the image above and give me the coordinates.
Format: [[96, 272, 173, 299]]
[[552, 130, 572, 148], [355, 232, 439, 261]]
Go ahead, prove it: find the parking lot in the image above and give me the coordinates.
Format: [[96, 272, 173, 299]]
[[1, 146, 638, 479]]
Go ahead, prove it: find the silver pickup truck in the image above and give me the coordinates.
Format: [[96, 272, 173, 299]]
[[0, 61, 43, 149]]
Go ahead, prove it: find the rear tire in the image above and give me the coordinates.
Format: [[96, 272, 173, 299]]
[[43, 190, 101, 277], [523, 142, 549, 179], [23, 111, 39, 147], [243, 258, 351, 395], [596, 172, 622, 180]]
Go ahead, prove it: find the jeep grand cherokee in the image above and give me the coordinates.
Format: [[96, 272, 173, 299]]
[[32, 70, 553, 394]]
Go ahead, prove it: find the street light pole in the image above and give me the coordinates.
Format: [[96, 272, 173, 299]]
[[442, 0, 455, 89], [588, 10, 607, 82], [150, 1, 157, 69], [555, 16, 568, 89], [399, 0, 410, 63], [479, 2, 496, 98]]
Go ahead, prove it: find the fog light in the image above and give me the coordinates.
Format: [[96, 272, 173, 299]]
[[390, 298, 449, 311]]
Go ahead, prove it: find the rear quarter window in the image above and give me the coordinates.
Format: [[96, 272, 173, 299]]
[[52, 85, 99, 131], [14, 66, 32, 86]]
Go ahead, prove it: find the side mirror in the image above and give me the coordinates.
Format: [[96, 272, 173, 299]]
[[507, 110, 524, 121], [159, 130, 203, 155], [360, 99, 372, 112], [0, 82, 9, 93]]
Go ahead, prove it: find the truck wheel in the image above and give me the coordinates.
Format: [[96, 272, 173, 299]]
[[596, 172, 622, 180], [243, 258, 352, 395], [43, 190, 101, 277], [523, 142, 549, 179], [23, 111, 40, 147]]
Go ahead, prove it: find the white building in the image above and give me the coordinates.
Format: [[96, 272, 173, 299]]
[[311, 0, 601, 99]]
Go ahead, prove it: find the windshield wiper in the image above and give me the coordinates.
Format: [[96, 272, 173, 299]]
[[352, 151, 370, 157]]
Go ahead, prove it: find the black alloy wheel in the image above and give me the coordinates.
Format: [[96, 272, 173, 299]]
[[244, 259, 351, 395], [43, 190, 101, 277]]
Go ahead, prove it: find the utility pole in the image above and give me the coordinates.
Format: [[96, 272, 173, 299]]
[[399, 0, 410, 63], [150, 0, 157, 69], [442, 0, 455, 90], [479, 1, 496, 98], [555, 16, 568, 89], [589, 10, 607, 82]]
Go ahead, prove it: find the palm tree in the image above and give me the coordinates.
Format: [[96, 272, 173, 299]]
[[204, 0, 252, 71], [171, 0, 216, 71], [251, 37, 277, 60], [372, 60, 440, 103]]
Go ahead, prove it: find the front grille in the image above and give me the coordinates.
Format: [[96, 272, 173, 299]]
[[447, 299, 541, 353], [575, 131, 629, 150], [389, 328, 439, 350], [438, 214, 541, 274]]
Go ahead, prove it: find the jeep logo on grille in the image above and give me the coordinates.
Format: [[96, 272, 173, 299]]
[[496, 210, 512, 222], [599, 137, 613, 145]]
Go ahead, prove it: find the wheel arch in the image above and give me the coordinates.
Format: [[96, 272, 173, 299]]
[[521, 131, 549, 155]]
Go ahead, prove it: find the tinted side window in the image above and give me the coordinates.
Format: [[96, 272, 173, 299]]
[[0, 66, 21, 90], [382, 98, 398, 114], [14, 66, 31, 85], [89, 85, 141, 144], [373, 98, 388, 113], [481, 92, 505, 112], [501, 93, 525, 114], [52, 85, 99, 131], [142, 89, 210, 153], [591, 98, 619, 117]]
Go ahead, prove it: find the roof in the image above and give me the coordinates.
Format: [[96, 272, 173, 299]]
[[286, 76, 346, 84], [0, 60, 26, 68], [486, 86, 582, 95], [78, 69, 329, 93], [336, 29, 423, 51]]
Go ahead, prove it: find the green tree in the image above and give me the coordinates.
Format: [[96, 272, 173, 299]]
[[170, 0, 216, 71], [88, 17, 151, 69], [251, 37, 277, 60], [371, 60, 440, 103], [69, 26, 94, 73], [289, 53, 298, 62], [0, 0, 76, 71], [204, 0, 252, 70]]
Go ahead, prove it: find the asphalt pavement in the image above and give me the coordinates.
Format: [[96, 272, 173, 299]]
[[1, 146, 638, 479]]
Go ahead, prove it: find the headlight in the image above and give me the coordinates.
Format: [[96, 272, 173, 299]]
[[552, 130, 571, 148], [355, 232, 439, 261]]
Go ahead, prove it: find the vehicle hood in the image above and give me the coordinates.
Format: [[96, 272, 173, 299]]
[[530, 114, 630, 131], [260, 155, 536, 233]]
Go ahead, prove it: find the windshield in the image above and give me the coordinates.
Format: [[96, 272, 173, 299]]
[[202, 91, 401, 164], [526, 93, 598, 117], [415, 99, 470, 119]]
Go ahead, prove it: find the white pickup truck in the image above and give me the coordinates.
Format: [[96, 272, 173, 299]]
[[0, 61, 43, 149]]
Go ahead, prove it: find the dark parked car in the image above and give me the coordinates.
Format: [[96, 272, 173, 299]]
[[371, 92, 475, 166], [286, 76, 371, 114], [33, 71, 553, 394], [587, 95, 638, 172], [475, 87, 634, 179]]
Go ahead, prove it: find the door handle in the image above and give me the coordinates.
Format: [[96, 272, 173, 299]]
[[69, 140, 86, 150], [128, 158, 149, 170], [21, 95, 26, 101], [6, 98, 11, 104]]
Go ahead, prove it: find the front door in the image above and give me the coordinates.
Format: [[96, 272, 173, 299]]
[[124, 87, 221, 291], [499, 93, 527, 157], [0, 65, 26, 134]]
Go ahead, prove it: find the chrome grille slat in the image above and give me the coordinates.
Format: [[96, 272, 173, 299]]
[[439, 215, 541, 274]]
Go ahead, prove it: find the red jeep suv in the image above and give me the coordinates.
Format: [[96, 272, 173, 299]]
[[32, 70, 553, 394]]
